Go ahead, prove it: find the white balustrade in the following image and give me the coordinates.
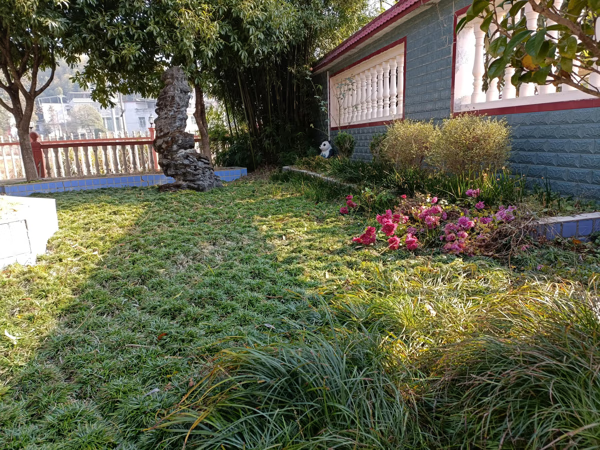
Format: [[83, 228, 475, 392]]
[[454, 1, 597, 113], [330, 42, 406, 126], [519, 3, 539, 98], [383, 61, 390, 116], [366, 70, 373, 119], [590, 18, 600, 89], [397, 55, 405, 116], [390, 59, 398, 115], [471, 19, 486, 103]]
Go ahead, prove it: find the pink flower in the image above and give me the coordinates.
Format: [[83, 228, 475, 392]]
[[457, 231, 468, 239], [480, 217, 492, 225], [466, 188, 480, 198], [407, 226, 417, 234], [424, 215, 440, 229], [381, 220, 398, 236], [376, 210, 393, 225], [445, 233, 456, 242], [401, 195, 407, 199], [353, 226, 377, 245], [457, 216, 475, 229], [475, 201, 485, 210], [431, 197, 438, 204], [346, 195, 353, 200], [340, 207, 349, 215], [347, 200, 357, 208], [388, 236, 401, 250], [405, 233, 419, 251]]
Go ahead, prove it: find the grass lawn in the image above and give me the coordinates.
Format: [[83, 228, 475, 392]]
[[1, 175, 599, 449]]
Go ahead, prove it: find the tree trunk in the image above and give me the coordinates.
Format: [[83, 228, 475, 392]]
[[17, 122, 39, 181], [193, 84, 212, 164]]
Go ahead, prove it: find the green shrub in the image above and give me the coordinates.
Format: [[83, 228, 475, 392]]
[[430, 114, 511, 174], [381, 119, 436, 169], [369, 132, 387, 161], [333, 131, 355, 158]]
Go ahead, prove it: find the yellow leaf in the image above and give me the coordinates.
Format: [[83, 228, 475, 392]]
[[522, 55, 539, 71]]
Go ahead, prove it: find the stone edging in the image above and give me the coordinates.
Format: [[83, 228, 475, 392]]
[[534, 212, 600, 240], [282, 166, 356, 188], [282, 165, 600, 241]]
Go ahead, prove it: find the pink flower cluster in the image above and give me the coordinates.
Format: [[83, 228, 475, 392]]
[[416, 204, 446, 229], [495, 205, 516, 222], [352, 226, 377, 245], [340, 195, 357, 215], [441, 216, 475, 254], [405, 233, 419, 251], [347, 189, 518, 256]]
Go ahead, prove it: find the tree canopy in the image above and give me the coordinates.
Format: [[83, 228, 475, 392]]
[[67, 0, 372, 167], [0, 0, 72, 179], [459, 0, 600, 97]]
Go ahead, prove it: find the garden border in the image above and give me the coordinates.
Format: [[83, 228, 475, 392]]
[[282, 165, 600, 241]]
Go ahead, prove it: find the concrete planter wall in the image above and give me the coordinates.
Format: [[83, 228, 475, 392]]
[[0, 196, 59, 269]]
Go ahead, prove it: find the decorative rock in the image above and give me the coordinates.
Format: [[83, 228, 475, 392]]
[[154, 67, 222, 191]]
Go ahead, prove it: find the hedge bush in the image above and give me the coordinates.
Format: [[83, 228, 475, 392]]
[[430, 114, 511, 174], [380, 119, 436, 169]]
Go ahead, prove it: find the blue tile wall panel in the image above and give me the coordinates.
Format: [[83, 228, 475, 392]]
[[0, 168, 246, 196]]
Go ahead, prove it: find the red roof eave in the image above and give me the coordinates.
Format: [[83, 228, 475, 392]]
[[313, 0, 427, 74]]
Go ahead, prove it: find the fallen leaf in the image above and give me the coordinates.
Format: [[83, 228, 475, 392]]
[[157, 332, 168, 341]]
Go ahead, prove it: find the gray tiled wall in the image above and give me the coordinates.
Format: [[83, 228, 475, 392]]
[[315, 0, 600, 198]]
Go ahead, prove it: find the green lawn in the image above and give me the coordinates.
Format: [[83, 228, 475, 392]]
[[1, 177, 599, 449]]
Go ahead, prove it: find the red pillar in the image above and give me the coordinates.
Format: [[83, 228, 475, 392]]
[[30, 132, 46, 178], [149, 127, 160, 172]]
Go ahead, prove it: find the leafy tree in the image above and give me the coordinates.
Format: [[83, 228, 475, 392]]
[[66, 104, 106, 136], [459, 0, 600, 97], [0, 0, 70, 180], [66, 0, 371, 167]]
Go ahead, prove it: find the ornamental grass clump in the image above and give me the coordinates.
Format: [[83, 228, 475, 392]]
[[429, 114, 511, 175], [380, 119, 436, 169]]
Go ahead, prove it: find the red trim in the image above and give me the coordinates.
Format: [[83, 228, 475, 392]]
[[314, 0, 428, 72], [450, 5, 470, 116], [331, 37, 407, 77], [456, 98, 600, 117]]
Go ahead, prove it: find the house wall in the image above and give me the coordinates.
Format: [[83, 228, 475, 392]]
[[317, 0, 600, 198]]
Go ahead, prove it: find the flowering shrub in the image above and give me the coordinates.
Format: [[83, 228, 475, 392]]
[[348, 190, 520, 255]]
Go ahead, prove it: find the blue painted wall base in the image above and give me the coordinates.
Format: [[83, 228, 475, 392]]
[[0, 168, 247, 197]]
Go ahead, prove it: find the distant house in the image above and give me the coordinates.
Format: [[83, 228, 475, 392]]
[[313, 0, 600, 198]]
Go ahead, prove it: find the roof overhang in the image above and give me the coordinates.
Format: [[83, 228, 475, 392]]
[[313, 0, 438, 75]]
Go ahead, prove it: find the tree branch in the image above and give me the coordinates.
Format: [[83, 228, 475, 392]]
[[0, 96, 14, 114], [530, 0, 600, 60]]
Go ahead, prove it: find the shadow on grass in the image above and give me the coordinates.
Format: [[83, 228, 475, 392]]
[[0, 181, 332, 449]]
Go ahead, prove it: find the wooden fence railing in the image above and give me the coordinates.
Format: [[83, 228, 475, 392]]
[[0, 132, 201, 181]]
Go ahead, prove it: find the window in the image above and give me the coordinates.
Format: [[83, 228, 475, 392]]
[[138, 117, 146, 128], [329, 39, 406, 128], [453, 4, 600, 114]]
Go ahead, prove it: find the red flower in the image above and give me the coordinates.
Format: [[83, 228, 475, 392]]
[[346, 195, 353, 200], [346, 200, 357, 208], [381, 220, 398, 236], [401, 195, 407, 199], [353, 226, 377, 245], [388, 236, 400, 250], [340, 207, 349, 215]]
